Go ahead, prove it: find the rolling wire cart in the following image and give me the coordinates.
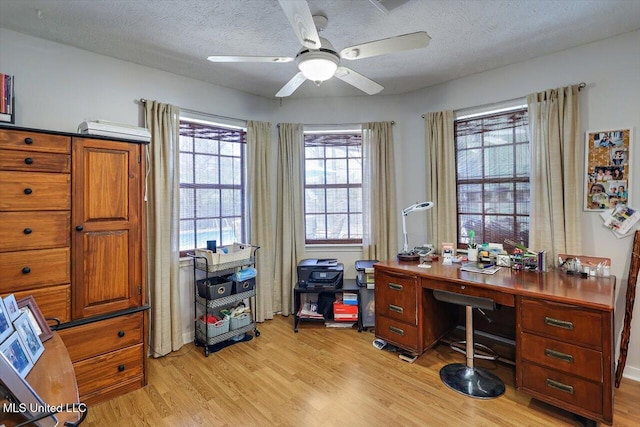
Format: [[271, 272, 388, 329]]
[[189, 243, 260, 356]]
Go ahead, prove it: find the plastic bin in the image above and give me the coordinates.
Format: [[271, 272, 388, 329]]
[[194, 243, 253, 272], [229, 312, 252, 330], [197, 276, 233, 300], [197, 315, 229, 337], [233, 277, 255, 294]]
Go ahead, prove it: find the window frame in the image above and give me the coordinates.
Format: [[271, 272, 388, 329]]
[[303, 130, 363, 245], [178, 119, 247, 256], [454, 107, 530, 250]]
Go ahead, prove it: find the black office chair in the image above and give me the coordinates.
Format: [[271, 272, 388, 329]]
[[433, 289, 505, 399]]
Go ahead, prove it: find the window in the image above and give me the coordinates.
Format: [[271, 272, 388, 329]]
[[304, 131, 363, 244], [455, 108, 530, 249], [179, 120, 246, 254]]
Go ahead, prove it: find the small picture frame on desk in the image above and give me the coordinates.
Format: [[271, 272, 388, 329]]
[[13, 311, 45, 364], [0, 331, 34, 378], [0, 296, 15, 344], [17, 296, 53, 343]]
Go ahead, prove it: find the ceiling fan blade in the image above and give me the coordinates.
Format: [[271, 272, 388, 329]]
[[207, 55, 293, 63], [278, 0, 321, 49], [276, 72, 307, 97], [340, 31, 431, 60], [334, 67, 383, 95]]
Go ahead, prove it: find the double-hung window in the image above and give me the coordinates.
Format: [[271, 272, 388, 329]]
[[455, 108, 530, 249], [179, 120, 246, 254], [304, 131, 363, 244]]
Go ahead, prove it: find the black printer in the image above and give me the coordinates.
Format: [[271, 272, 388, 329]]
[[297, 258, 344, 290]]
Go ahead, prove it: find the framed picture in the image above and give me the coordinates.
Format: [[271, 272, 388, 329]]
[[584, 128, 631, 211], [13, 311, 45, 364], [3, 294, 21, 322], [0, 297, 14, 344], [16, 296, 53, 343], [0, 331, 34, 378]]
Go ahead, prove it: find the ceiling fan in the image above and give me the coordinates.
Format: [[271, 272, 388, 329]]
[[206, 0, 431, 97]]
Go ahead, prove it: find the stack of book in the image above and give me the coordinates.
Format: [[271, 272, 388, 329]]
[[0, 73, 14, 123], [297, 301, 324, 319], [343, 292, 358, 305]]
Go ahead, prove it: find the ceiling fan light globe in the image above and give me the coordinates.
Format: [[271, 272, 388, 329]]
[[296, 51, 339, 82]]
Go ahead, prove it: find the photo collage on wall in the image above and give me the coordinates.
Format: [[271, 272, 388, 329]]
[[585, 128, 631, 211]]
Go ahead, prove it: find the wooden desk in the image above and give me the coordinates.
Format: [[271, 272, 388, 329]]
[[374, 260, 615, 425], [1, 332, 83, 426]]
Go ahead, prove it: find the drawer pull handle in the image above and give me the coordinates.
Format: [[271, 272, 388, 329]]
[[389, 283, 403, 291], [546, 378, 574, 394], [24, 157, 34, 165], [24, 188, 33, 195], [118, 365, 125, 372], [545, 348, 574, 363], [23, 228, 33, 235], [22, 267, 31, 274], [24, 137, 33, 145], [76, 225, 84, 231], [389, 326, 404, 336], [389, 304, 404, 314], [118, 331, 125, 338], [544, 316, 573, 330]]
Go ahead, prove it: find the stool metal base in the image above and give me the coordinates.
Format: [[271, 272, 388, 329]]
[[440, 363, 505, 399]]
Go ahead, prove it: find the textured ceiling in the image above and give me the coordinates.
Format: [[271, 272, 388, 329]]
[[1, 0, 639, 99]]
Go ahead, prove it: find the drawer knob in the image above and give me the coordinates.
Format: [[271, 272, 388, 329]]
[[24, 157, 34, 165], [118, 365, 125, 372], [24, 137, 33, 145], [23, 228, 33, 235], [118, 330, 125, 338], [24, 188, 33, 195], [76, 225, 84, 231], [22, 267, 31, 274]]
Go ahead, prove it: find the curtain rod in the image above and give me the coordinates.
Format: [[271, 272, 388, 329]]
[[277, 121, 395, 127], [420, 82, 587, 118], [139, 98, 246, 124]]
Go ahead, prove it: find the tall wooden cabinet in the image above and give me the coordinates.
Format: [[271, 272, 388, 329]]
[[0, 125, 148, 406]]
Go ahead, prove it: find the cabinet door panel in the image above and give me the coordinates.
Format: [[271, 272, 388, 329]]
[[72, 138, 142, 319]]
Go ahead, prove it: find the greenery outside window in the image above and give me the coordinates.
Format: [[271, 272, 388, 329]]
[[455, 108, 530, 249], [179, 120, 246, 254], [304, 131, 363, 244]]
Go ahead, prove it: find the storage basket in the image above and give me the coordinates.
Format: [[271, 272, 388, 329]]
[[197, 315, 229, 337], [229, 312, 252, 330], [197, 276, 232, 300], [194, 243, 253, 272], [233, 277, 255, 294]]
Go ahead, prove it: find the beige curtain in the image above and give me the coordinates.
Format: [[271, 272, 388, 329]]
[[246, 121, 275, 322], [362, 122, 398, 260], [274, 123, 305, 316], [144, 100, 183, 357], [425, 111, 457, 251], [527, 85, 582, 265]]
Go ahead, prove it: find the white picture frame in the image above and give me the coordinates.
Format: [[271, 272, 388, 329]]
[[3, 294, 20, 322], [0, 297, 15, 344], [0, 331, 34, 378], [13, 311, 44, 364]]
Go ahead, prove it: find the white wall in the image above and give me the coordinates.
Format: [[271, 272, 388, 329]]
[[1, 27, 639, 381]]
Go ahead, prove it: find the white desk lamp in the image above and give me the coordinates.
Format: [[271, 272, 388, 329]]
[[399, 201, 434, 260]]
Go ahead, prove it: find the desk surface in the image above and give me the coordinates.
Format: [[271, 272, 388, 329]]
[[375, 260, 615, 311]]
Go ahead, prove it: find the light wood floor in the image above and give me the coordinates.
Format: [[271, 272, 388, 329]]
[[83, 316, 640, 426]]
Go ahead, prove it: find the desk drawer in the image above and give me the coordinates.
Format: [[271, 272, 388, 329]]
[[0, 149, 70, 173], [0, 171, 70, 211], [72, 343, 144, 397], [376, 316, 419, 353], [520, 361, 602, 416], [520, 332, 602, 382], [59, 312, 144, 362], [375, 271, 417, 323], [0, 211, 70, 252], [424, 278, 515, 307], [0, 129, 70, 154], [0, 247, 70, 291], [521, 298, 602, 348]]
